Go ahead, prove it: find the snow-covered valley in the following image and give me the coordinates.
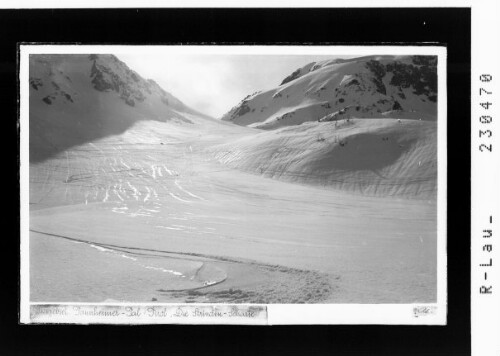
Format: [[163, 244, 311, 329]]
[[28, 54, 439, 303]]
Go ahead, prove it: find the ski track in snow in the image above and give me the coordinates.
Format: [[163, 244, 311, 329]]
[[28, 54, 438, 303], [88, 243, 186, 276], [168, 192, 191, 203], [174, 180, 205, 200], [163, 165, 173, 176], [120, 158, 131, 170]]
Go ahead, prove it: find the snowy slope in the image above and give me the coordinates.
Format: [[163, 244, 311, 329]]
[[29, 54, 438, 199], [29, 56, 438, 303], [29, 54, 210, 162], [221, 55, 437, 129], [211, 118, 437, 198], [30, 119, 437, 303]]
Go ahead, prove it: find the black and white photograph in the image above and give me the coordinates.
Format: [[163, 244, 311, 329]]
[[4, 2, 490, 355], [20, 45, 446, 324]]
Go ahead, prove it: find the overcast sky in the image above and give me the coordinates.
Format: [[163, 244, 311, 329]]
[[118, 54, 339, 118]]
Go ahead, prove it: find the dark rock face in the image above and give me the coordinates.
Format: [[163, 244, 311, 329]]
[[392, 100, 403, 110], [232, 101, 251, 118], [279, 59, 352, 87], [42, 96, 53, 105], [386, 59, 437, 98], [64, 93, 73, 102], [36, 76, 74, 105], [90, 60, 115, 91], [365, 60, 387, 95], [131, 72, 140, 82], [125, 98, 135, 107], [89, 54, 149, 106], [222, 55, 438, 127], [412, 55, 437, 66], [345, 79, 360, 87], [223, 92, 258, 121], [364, 56, 437, 103], [280, 68, 301, 86], [365, 57, 437, 99], [30, 77, 43, 90], [29, 54, 197, 163], [366, 59, 386, 79]]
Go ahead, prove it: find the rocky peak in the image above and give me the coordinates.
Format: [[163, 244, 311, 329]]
[[89, 54, 154, 107], [221, 55, 438, 129], [30, 54, 184, 110]]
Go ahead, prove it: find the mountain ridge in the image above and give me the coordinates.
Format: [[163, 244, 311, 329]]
[[29, 54, 211, 162], [220, 55, 437, 130]]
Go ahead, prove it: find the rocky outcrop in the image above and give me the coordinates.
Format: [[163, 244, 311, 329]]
[[280, 68, 302, 85], [365, 59, 387, 95], [32, 53, 185, 111], [89, 55, 147, 106], [221, 55, 438, 129], [29, 54, 205, 162], [29, 77, 43, 90], [385, 58, 437, 101]]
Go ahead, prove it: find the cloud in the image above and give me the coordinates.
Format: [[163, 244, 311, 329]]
[[118, 54, 340, 118]]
